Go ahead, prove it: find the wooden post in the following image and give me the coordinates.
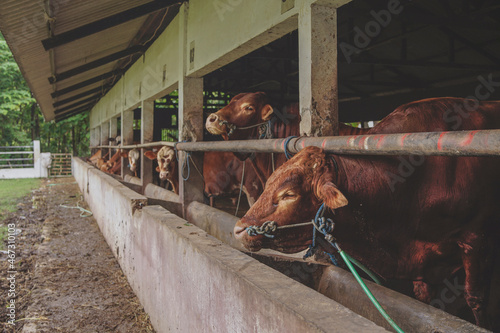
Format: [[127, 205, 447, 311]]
[[121, 109, 134, 177], [141, 99, 154, 188], [178, 3, 204, 217], [299, 2, 338, 136], [110, 116, 118, 141]]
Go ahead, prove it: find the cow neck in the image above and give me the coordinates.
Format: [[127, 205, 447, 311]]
[[328, 154, 347, 191], [327, 155, 400, 277]]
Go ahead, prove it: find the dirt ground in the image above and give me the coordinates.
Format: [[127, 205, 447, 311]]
[[0, 177, 154, 333]]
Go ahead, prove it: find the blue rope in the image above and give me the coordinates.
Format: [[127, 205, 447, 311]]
[[303, 203, 339, 266], [283, 136, 297, 160]]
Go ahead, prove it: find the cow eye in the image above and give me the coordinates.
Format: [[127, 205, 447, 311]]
[[244, 106, 254, 112], [281, 192, 296, 200]]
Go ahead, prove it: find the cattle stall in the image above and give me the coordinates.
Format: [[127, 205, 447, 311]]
[[2, 0, 500, 332]]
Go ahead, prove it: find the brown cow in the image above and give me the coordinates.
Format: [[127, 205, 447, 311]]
[[205, 92, 369, 195], [205, 92, 369, 140], [100, 150, 123, 174], [234, 97, 500, 329], [145, 146, 262, 205], [204, 151, 262, 207]]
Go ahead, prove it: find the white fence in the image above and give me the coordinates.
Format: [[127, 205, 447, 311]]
[[0, 141, 52, 179]]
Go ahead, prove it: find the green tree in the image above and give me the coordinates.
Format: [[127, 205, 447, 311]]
[[0, 33, 35, 146], [0, 33, 90, 156]]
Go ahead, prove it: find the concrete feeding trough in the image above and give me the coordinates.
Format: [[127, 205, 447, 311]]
[[73, 157, 488, 332]]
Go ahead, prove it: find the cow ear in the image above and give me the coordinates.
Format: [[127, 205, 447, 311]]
[[261, 104, 274, 121], [318, 182, 348, 210], [144, 151, 157, 160], [155, 166, 160, 172]]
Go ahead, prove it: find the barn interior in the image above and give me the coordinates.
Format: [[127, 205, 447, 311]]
[[1, 1, 499, 123], [1, 0, 499, 332]]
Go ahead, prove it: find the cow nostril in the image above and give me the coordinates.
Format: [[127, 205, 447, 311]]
[[208, 114, 218, 123], [233, 224, 246, 239]]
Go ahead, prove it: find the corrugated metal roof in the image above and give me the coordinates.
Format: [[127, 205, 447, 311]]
[[0, 0, 181, 121]]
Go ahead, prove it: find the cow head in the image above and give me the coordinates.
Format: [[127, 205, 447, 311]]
[[205, 92, 274, 140], [127, 148, 140, 173], [144, 146, 176, 181], [233, 146, 348, 253]]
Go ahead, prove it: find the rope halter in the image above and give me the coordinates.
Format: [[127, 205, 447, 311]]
[[245, 220, 314, 239], [218, 119, 270, 138]]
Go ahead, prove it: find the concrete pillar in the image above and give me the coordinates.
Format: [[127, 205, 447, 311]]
[[96, 126, 101, 150], [101, 123, 109, 146], [299, 2, 338, 136], [110, 117, 118, 140], [178, 3, 204, 216], [121, 109, 134, 177], [141, 100, 154, 188], [33, 140, 41, 178]]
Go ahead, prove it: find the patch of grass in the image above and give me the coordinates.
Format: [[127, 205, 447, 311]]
[[0, 225, 7, 250], [0, 178, 41, 222]]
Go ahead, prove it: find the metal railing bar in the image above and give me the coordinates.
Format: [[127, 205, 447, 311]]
[[0, 151, 34, 155], [0, 158, 34, 162], [0, 146, 32, 149], [89, 129, 500, 157], [174, 129, 500, 157], [91, 141, 175, 150], [0, 164, 35, 168]]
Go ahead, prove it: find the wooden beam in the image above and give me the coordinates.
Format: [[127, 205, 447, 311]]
[[41, 0, 184, 50], [52, 86, 110, 107], [49, 45, 145, 84], [54, 106, 91, 122], [54, 95, 100, 114], [51, 70, 122, 98]]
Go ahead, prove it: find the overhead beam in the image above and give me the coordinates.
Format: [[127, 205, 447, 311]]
[[55, 102, 96, 118], [53, 85, 110, 107], [340, 57, 500, 71], [54, 95, 101, 114], [49, 45, 145, 84], [54, 106, 91, 122], [51, 70, 122, 98], [41, 0, 184, 50]]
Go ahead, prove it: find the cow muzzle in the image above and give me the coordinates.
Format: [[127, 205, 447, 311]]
[[205, 114, 224, 134], [205, 113, 237, 137]]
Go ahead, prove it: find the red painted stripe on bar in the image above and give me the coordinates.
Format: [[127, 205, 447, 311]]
[[322, 139, 327, 149], [376, 135, 386, 149], [437, 132, 447, 150], [401, 134, 410, 146], [461, 130, 479, 147], [358, 136, 366, 148]]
